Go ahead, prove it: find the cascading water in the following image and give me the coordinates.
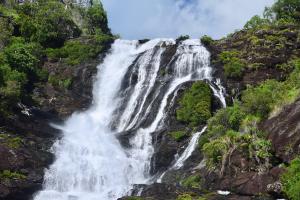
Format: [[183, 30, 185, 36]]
[[34, 39, 213, 200]]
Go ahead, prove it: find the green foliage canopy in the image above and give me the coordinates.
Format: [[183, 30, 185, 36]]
[[176, 81, 212, 126]]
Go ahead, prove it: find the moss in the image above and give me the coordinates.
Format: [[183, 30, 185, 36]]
[[176, 194, 193, 200], [169, 130, 188, 142], [0, 134, 23, 149], [0, 170, 26, 180], [182, 175, 202, 189], [48, 75, 72, 90], [125, 197, 143, 200], [176, 81, 212, 126]]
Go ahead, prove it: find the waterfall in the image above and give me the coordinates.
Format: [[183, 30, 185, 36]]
[[157, 78, 227, 183], [172, 126, 207, 170], [34, 39, 212, 200]]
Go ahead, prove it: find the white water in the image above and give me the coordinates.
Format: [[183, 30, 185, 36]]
[[173, 126, 207, 170], [34, 39, 212, 200], [157, 78, 227, 183]]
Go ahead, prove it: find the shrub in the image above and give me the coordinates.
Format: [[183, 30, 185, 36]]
[[23, 0, 81, 47], [86, 1, 110, 34], [203, 130, 240, 171], [200, 35, 214, 46], [0, 63, 26, 113], [176, 35, 190, 44], [176, 81, 212, 126], [241, 80, 281, 119], [48, 75, 72, 90], [198, 134, 210, 150], [244, 15, 270, 29], [224, 58, 244, 78], [169, 130, 188, 142], [3, 38, 45, 82], [177, 194, 193, 200], [206, 103, 245, 139], [182, 175, 202, 189], [0, 17, 13, 49], [47, 34, 113, 65], [240, 115, 261, 134], [203, 131, 272, 173], [0, 134, 22, 149], [219, 51, 245, 78], [249, 138, 272, 160], [281, 157, 300, 200]]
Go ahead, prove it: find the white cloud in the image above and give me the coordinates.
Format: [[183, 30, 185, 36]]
[[101, 0, 275, 39]]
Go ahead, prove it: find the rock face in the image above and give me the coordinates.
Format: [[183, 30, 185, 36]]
[[262, 98, 300, 163], [206, 25, 300, 98]]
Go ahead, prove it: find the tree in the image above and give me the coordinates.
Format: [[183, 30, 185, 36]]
[[244, 15, 270, 29], [266, 0, 300, 22], [32, 0, 81, 47], [86, 1, 110, 34]]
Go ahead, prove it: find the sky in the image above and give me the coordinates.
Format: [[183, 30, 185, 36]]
[[101, 0, 275, 40]]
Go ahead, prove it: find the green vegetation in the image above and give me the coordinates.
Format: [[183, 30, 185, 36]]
[[0, 17, 13, 49], [176, 194, 206, 200], [244, 15, 270, 29], [125, 197, 143, 200], [15, 0, 81, 47], [243, 59, 300, 117], [200, 35, 213, 46], [203, 130, 271, 174], [0, 134, 23, 149], [46, 34, 114, 65], [200, 59, 300, 173], [176, 81, 212, 126], [206, 103, 245, 138], [48, 75, 72, 90], [265, 0, 300, 23], [281, 157, 300, 200], [86, 1, 110, 35], [244, 0, 300, 31], [169, 130, 188, 142], [176, 35, 190, 44], [177, 194, 193, 200], [219, 51, 245, 78], [181, 175, 202, 189], [0, 0, 113, 114], [0, 170, 26, 180]]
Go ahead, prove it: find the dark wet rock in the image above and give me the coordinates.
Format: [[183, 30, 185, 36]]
[[138, 39, 150, 44], [150, 129, 179, 175], [0, 131, 54, 200], [262, 98, 300, 163], [119, 183, 185, 200]]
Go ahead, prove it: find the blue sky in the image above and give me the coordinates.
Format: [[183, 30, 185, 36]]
[[101, 0, 275, 40]]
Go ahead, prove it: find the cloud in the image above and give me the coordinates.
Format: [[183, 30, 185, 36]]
[[101, 0, 275, 40]]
